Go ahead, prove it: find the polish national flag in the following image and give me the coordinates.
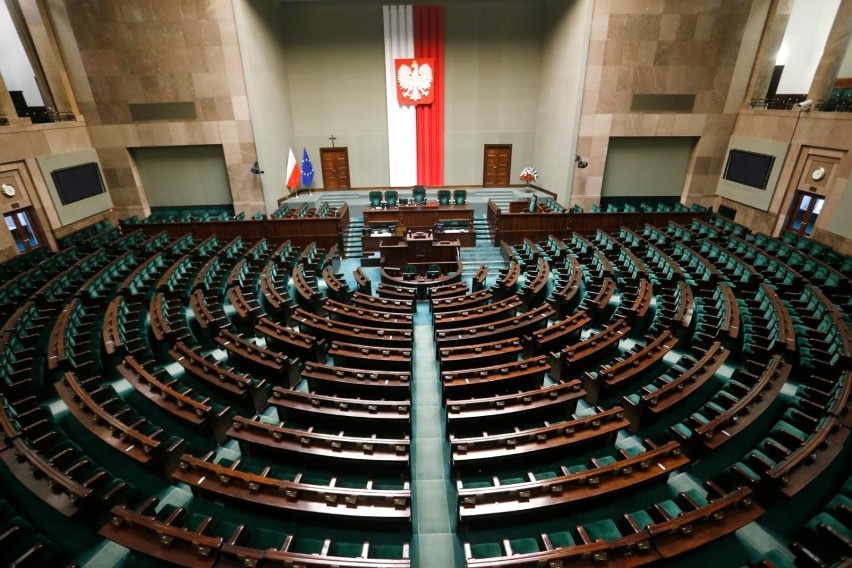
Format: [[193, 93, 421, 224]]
[[286, 148, 300, 190]]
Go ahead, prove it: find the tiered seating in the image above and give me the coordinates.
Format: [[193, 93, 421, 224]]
[[1, 203, 849, 568]]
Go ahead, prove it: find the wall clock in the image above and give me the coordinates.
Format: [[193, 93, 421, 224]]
[[811, 167, 826, 181], [1, 184, 16, 198]]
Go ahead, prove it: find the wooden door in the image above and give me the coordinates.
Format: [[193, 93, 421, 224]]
[[785, 191, 825, 237], [320, 147, 351, 189], [4, 207, 45, 253], [483, 144, 512, 186]]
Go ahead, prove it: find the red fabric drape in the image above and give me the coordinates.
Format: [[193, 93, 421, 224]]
[[413, 5, 444, 186]]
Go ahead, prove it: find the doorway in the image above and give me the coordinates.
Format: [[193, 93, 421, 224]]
[[320, 147, 351, 189], [483, 144, 512, 186], [785, 191, 825, 237], [4, 208, 44, 253]]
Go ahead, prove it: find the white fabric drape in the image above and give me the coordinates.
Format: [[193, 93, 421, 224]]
[[383, 5, 417, 186]]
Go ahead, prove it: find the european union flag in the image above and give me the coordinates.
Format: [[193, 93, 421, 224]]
[[301, 148, 314, 188]]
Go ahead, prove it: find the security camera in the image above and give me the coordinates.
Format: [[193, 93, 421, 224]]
[[250, 161, 264, 174], [798, 100, 813, 111], [575, 155, 589, 169]]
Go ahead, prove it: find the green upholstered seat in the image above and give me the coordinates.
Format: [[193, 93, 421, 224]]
[[683, 489, 709, 507], [657, 499, 682, 519], [453, 189, 466, 205], [508, 538, 540, 554], [584, 519, 622, 541], [369, 191, 383, 207], [548, 531, 576, 548], [805, 512, 851, 539], [566, 464, 589, 474], [629, 509, 655, 530], [671, 422, 693, 439], [470, 542, 503, 558], [438, 189, 451, 205], [333, 542, 366, 557], [595, 455, 618, 466], [385, 190, 398, 206], [413, 185, 426, 204], [372, 545, 406, 559]]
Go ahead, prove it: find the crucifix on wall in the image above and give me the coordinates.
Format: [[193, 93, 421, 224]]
[[328, 135, 337, 148]]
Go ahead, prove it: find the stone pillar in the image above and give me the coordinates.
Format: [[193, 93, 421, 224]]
[[751, 0, 792, 101], [19, 0, 79, 114], [807, 0, 852, 102]]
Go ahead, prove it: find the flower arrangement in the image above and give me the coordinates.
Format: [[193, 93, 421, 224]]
[[519, 166, 538, 184]]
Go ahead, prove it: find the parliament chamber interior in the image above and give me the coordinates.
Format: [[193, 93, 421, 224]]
[[0, 0, 850, 567]]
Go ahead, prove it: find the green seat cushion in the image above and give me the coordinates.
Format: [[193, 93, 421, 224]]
[[805, 512, 851, 540], [548, 531, 575, 548], [566, 464, 589, 474], [508, 538, 540, 554], [629, 509, 655, 530], [469, 542, 503, 559], [371, 545, 405, 560], [291, 538, 325, 554], [595, 455, 618, 466], [584, 519, 622, 541], [657, 499, 682, 519], [731, 461, 761, 483], [332, 542, 365, 557], [683, 488, 709, 507]]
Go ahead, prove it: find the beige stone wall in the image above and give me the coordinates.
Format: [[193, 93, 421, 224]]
[[718, 109, 852, 255], [53, 0, 263, 217], [0, 122, 101, 258], [574, 0, 765, 208]]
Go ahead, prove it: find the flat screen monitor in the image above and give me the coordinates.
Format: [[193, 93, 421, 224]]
[[723, 149, 775, 190], [51, 162, 106, 205]]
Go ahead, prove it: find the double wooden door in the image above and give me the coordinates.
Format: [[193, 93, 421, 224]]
[[483, 144, 512, 186], [785, 191, 825, 237], [320, 147, 351, 189]]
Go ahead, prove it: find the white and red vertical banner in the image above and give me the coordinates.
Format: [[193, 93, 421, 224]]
[[383, 5, 444, 187]]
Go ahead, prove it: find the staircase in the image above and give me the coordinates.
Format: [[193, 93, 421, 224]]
[[473, 214, 494, 246], [343, 218, 363, 259]]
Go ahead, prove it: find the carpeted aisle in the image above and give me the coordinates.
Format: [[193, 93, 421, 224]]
[[410, 302, 464, 567]]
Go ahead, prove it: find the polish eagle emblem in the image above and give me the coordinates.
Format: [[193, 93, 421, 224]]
[[396, 58, 434, 105]]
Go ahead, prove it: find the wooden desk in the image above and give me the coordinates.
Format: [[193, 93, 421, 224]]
[[323, 298, 414, 329], [527, 310, 591, 356], [214, 329, 299, 385], [435, 304, 555, 350], [693, 355, 790, 449], [301, 362, 411, 398], [439, 338, 524, 372], [100, 503, 223, 568], [292, 308, 413, 349], [549, 317, 631, 380], [446, 379, 584, 425], [648, 486, 764, 559], [452, 405, 627, 466], [255, 317, 323, 362], [173, 453, 410, 521], [585, 329, 678, 404], [269, 386, 410, 425], [433, 295, 522, 330], [229, 415, 409, 464], [351, 292, 414, 313], [364, 204, 474, 227], [442, 356, 550, 398], [327, 341, 412, 372], [457, 441, 688, 522], [432, 290, 492, 313]]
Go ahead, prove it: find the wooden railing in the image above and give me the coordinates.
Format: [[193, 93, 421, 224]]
[[487, 200, 712, 245], [120, 204, 349, 250]]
